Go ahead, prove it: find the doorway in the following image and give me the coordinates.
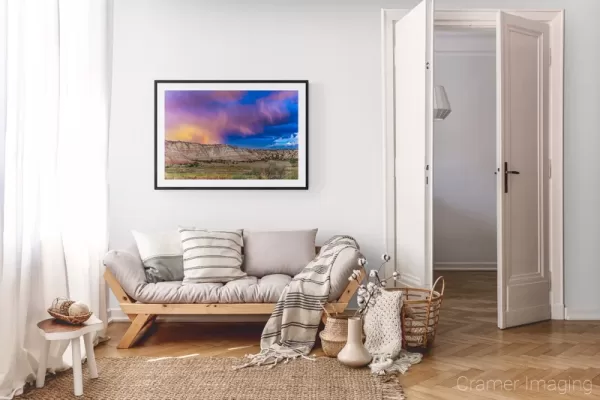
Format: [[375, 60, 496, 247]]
[[382, 6, 564, 329], [433, 27, 497, 318]]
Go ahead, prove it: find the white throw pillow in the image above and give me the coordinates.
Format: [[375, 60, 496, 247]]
[[179, 228, 247, 284], [132, 230, 183, 282]]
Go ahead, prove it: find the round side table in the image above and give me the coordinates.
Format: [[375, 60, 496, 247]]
[[36, 316, 104, 397]]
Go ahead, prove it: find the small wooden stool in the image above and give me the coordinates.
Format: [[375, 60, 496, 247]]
[[37, 316, 104, 396]]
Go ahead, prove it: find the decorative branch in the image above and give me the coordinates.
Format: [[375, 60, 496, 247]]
[[349, 254, 399, 318]]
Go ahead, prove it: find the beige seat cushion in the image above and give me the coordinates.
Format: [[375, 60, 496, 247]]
[[133, 274, 291, 304]]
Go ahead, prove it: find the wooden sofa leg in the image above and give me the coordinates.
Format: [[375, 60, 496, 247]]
[[117, 313, 156, 349]]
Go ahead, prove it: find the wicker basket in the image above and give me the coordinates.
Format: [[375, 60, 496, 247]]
[[386, 276, 445, 352], [47, 309, 93, 325], [319, 331, 347, 357], [319, 315, 349, 357]]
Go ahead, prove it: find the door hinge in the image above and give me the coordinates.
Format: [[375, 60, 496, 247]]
[[426, 61, 430, 70], [425, 164, 429, 185]]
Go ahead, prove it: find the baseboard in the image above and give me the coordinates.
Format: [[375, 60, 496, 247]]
[[565, 307, 600, 320], [107, 307, 271, 323], [434, 262, 497, 271], [108, 308, 126, 323], [551, 303, 565, 320]]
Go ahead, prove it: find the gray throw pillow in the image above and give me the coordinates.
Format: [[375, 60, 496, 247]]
[[243, 229, 318, 277], [132, 230, 184, 282]]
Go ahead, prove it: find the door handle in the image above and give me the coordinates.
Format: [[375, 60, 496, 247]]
[[504, 162, 520, 193]]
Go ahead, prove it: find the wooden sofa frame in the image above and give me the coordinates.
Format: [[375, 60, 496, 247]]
[[104, 266, 365, 349]]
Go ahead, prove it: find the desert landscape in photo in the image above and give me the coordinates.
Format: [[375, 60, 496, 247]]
[[165, 140, 298, 180]]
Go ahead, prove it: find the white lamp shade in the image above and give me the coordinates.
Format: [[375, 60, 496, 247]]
[[433, 85, 451, 120]]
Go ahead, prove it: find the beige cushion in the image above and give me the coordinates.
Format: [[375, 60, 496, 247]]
[[243, 229, 317, 277], [180, 228, 247, 284], [133, 274, 291, 304]]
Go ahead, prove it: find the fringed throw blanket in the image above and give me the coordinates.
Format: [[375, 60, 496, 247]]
[[363, 288, 422, 375], [236, 235, 360, 369]]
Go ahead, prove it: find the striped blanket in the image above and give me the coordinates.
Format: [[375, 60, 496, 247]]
[[236, 235, 360, 368]]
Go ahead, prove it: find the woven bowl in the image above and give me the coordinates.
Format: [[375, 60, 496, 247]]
[[48, 309, 92, 325]]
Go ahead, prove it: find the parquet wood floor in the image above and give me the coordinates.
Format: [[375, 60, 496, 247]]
[[98, 271, 600, 399]]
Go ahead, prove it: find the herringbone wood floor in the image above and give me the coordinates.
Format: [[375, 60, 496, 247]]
[[98, 271, 600, 399]]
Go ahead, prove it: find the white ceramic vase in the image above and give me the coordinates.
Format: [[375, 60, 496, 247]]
[[337, 316, 372, 368]]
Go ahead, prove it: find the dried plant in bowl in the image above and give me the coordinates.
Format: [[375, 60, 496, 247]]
[[48, 297, 92, 325]]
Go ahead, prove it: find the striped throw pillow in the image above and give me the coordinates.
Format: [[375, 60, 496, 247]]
[[179, 228, 246, 284]]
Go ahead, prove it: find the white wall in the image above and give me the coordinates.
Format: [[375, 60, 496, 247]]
[[108, 0, 401, 310], [433, 30, 497, 269], [110, 0, 600, 318]]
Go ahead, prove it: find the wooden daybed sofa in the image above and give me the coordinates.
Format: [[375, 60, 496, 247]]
[[103, 244, 363, 349]]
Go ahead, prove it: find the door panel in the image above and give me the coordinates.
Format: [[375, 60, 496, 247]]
[[394, 0, 434, 288], [497, 12, 550, 328]]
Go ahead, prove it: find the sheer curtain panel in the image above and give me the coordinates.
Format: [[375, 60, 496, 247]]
[[0, 1, 112, 398]]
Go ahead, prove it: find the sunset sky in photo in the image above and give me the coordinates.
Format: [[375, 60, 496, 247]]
[[165, 90, 299, 150]]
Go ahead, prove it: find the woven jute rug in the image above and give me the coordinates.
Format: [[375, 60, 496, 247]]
[[19, 357, 405, 400]]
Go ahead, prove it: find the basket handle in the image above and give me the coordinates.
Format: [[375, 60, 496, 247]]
[[431, 276, 445, 296]]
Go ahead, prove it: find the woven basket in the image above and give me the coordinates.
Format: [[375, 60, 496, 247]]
[[319, 315, 349, 357], [47, 309, 93, 325], [319, 331, 347, 357], [386, 276, 445, 352]]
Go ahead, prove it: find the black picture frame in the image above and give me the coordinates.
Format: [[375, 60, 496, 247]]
[[154, 80, 309, 190]]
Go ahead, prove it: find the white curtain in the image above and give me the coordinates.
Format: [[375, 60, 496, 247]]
[[0, 0, 112, 398]]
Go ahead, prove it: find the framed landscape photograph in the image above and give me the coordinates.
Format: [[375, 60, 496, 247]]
[[154, 80, 308, 189]]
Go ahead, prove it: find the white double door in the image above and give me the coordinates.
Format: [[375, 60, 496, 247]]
[[394, 1, 551, 329]]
